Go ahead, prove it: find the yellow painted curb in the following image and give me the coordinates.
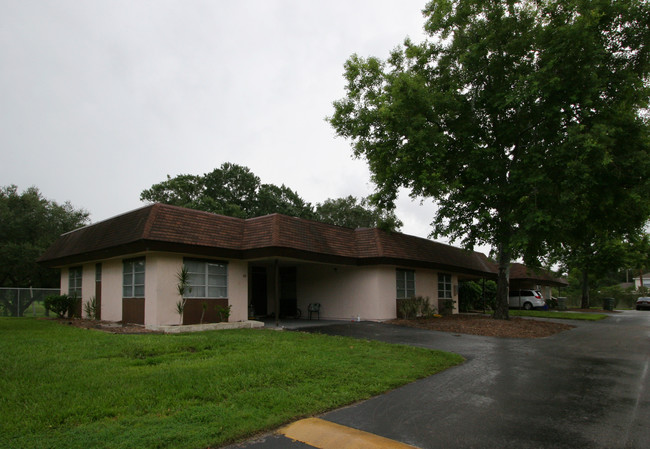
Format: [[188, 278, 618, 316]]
[[279, 417, 421, 449]]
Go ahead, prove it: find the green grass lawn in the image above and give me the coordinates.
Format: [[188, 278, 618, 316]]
[[0, 318, 462, 449], [507, 310, 609, 321]]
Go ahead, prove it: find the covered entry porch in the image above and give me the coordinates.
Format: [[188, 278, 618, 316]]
[[246, 258, 399, 324]]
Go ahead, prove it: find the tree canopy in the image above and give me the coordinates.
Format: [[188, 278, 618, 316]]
[[329, 0, 650, 318], [141, 162, 402, 231], [315, 195, 403, 231], [140, 163, 314, 219], [0, 185, 89, 315]]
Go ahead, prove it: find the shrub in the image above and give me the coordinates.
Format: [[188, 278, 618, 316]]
[[397, 297, 417, 319], [44, 294, 79, 318], [440, 298, 457, 315], [397, 296, 436, 319], [216, 304, 231, 322], [458, 280, 496, 311], [458, 281, 481, 312]]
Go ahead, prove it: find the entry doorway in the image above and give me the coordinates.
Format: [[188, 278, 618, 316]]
[[250, 265, 299, 318], [251, 266, 268, 317], [279, 267, 298, 318]]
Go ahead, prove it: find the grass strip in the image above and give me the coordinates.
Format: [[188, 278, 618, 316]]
[[0, 318, 462, 449], [507, 310, 608, 321]]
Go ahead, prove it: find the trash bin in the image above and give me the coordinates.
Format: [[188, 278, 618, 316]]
[[557, 297, 567, 311], [603, 297, 615, 311]]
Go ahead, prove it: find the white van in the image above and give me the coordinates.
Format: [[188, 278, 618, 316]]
[[508, 289, 546, 310]]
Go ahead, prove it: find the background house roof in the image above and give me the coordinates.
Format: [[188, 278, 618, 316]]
[[39, 203, 498, 277], [509, 263, 568, 287]]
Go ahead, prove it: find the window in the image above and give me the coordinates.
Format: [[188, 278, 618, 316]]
[[68, 266, 82, 297], [184, 258, 228, 298], [123, 258, 145, 298], [438, 273, 452, 299], [396, 269, 415, 299], [95, 263, 102, 282]]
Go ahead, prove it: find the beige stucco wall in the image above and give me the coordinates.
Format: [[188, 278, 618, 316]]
[[414, 267, 437, 306], [101, 259, 123, 322], [297, 264, 459, 320], [137, 254, 248, 325], [397, 267, 459, 315], [57, 254, 461, 325], [59, 254, 249, 326], [80, 263, 95, 316], [144, 254, 182, 326], [59, 267, 68, 295], [297, 265, 397, 321], [451, 274, 460, 313], [59, 261, 122, 321], [59, 264, 95, 315]]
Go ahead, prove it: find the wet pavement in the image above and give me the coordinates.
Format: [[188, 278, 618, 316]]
[[226, 311, 650, 449]]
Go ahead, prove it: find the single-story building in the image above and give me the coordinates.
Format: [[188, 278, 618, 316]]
[[39, 203, 506, 327], [508, 262, 569, 299]]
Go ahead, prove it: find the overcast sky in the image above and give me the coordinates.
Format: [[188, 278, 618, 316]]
[[1, 0, 491, 255]]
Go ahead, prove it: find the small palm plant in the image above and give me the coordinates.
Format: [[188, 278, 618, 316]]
[[200, 302, 207, 324], [176, 266, 191, 325], [84, 295, 98, 320]]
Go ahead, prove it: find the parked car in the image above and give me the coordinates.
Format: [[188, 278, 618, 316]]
[[636, 297, 650, 310], [509, 289, 546, 310]]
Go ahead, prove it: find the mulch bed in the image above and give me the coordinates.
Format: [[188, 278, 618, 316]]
[[53, 308, 611, 338], [42, 318, 162, 334], [387, 314, 576, 338]]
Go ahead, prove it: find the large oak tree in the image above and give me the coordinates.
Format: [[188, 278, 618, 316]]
[[141, 162, 402, 230], [141, 162, 315, 219], [329, 0, 650, 318]]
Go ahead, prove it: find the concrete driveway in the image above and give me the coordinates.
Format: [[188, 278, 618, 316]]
[[227, 311, 650, 449]]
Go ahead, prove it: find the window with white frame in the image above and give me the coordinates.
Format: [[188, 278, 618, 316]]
[[68, 266, 82, 297], [123, 258, 145, 298], [184, 258, 228, 298], [396, 269, 415, 299], [438, 273, 452, 299]]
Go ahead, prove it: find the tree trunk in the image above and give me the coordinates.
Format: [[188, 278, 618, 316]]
[[493, 244, 510, 320], [580, 269, 590, 309]]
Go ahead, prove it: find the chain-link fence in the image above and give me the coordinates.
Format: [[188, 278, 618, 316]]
[[0, 288, 60, 317]]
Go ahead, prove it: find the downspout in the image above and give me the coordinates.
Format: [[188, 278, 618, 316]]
[[275, 259, 280, 328]]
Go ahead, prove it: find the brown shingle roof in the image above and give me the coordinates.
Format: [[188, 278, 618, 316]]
[[39, 203, 498, 277], [509, 263, 568, 287]]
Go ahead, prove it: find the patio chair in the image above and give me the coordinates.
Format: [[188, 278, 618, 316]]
[[308, 303, 320, 320]]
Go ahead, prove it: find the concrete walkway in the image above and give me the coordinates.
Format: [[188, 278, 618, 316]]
[[226, 311, 650, 449], [261, 318, 353, 330]]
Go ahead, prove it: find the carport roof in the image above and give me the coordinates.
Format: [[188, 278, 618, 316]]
[[509, 263, 568, 287], [39, 203, 498, 277]]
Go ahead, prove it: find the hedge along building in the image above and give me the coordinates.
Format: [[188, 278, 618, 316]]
[[38, 203, 498, 327]]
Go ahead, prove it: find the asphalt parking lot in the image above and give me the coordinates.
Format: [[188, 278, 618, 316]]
[[228, 311, 650, 449]]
